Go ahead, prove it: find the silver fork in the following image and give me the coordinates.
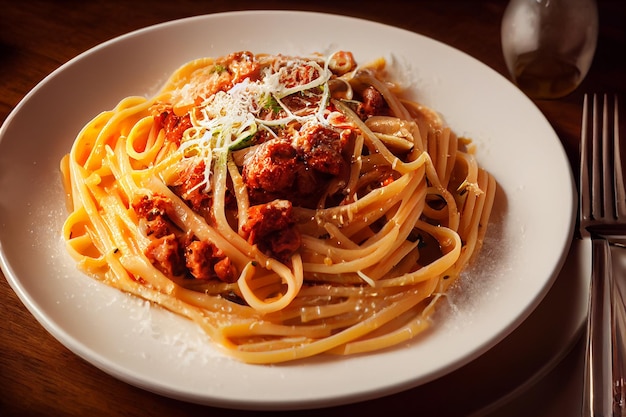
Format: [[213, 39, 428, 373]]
[[579, 93, 626, 417]]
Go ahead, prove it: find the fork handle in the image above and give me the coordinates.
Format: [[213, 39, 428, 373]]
[[583, 236, 622, 417]]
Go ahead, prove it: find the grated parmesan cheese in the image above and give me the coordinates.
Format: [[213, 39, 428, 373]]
[[173, 55, 336, 192]]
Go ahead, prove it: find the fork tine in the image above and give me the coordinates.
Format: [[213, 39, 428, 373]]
[[580, 94, 591, 223], [613, 95, 626, 218], [601, 94, 614, 220], [591, 94, 602, 219]]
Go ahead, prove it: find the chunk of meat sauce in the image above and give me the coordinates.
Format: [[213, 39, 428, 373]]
[[154, 111, 192, 145], [357, 86, 390, 120], [170, 160, 213, 215], [241, 200, 301, 262], [184, 239, 237, 283], [170, 160, 237, 218], [242, 139, 298, 195], [217, 51, 261, 90], [133, 194, 237, 283], [295, 122, 345, 176]]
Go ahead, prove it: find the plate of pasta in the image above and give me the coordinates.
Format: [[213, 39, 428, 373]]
[[0, 11, 576, 409]]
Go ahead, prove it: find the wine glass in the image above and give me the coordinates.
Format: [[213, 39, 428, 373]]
[[501, 0, 598, 99]]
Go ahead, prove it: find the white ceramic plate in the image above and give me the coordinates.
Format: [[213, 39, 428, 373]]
[[0, 11, 576, 410]]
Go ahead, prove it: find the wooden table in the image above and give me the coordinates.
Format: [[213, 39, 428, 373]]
[[1, 1, 624, 416]]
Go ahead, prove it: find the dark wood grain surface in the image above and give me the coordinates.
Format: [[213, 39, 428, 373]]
[[1, 1, 624, 416]]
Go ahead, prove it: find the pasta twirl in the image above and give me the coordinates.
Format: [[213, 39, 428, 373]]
[[60, 50, 496, 363]]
